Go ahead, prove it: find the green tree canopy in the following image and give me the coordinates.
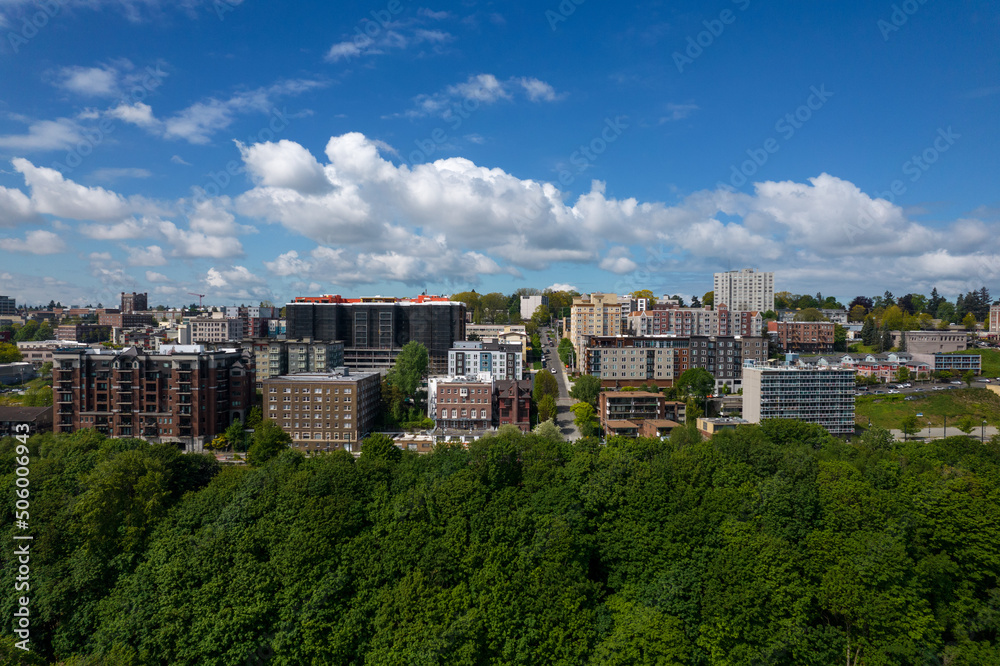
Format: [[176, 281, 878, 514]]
[[387, 341, 429, 397], [676, 367, 715, 399], [533, 370, 559, 404], [246, 419, 292, 466], [569, 374, 602, 406]]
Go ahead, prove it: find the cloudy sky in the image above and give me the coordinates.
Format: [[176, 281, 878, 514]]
[[0, 0, 997, 307]]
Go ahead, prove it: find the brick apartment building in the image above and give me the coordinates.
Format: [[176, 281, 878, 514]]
[[767, 321, 836, 354], [263, 368, 381, 453], [429, 377, 495, 430], [51, 345, 252, 451], [56, 323, 111, 343], [251, 338, 346, 390], [98, 311, 156, 328]]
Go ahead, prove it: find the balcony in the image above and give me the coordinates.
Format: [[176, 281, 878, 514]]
[[177, 384, 192, 394]]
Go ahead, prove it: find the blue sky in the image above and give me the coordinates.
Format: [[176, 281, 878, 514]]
[[0, 0, 997, 307]]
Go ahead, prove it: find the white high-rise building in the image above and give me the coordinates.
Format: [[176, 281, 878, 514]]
[[742, 362, 855, 435], [714, 269, 775, 313]]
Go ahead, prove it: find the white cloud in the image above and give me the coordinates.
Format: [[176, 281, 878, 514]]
[[123, 244, 167, 266], [13, 159, 132, 220], [0, 118, 83, 151], [145, 271, 171, 283], [170, 155, 192, 166], [0, 185, 38, 227], [660, 103, 699, 122], [0, 230, 67, 255], [79, 217, 154, 240], [108, 102, 160, 128], [56, 65, 121, 97], [159, 220, 244, 259], [237, 140, 331, 194], [403, 74, 562, 118], [599, 247, 638, 274], [204, 265, 264, 288], [324, 20, 452, 62], [547, 283, 578, 293]]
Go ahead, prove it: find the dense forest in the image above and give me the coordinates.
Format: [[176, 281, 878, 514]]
[[2, 422, 999, 665]]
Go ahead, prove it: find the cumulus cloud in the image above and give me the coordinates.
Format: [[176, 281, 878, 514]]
[[0, 230, 67, 255], [0, 118, 84, 152], [547, 283, 578, 293], [123, 244, 167, 266], [13, 158, 132, 220]]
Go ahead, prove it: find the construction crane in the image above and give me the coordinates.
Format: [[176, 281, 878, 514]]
[[187, 293, 206, 307]]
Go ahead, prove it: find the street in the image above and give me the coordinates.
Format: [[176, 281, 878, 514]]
[[539, 326, 581, 441]]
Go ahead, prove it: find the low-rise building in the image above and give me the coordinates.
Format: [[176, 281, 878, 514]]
[[639, 419, 682, 438], [920, 353, 981, 375], [0, 362, 36, 385], [0, 405, 52, 437], [742, 363, 855, 435], [891, 330, 968, 354], [56, 323, 111, 343], [263, 368, 381, 453], [17, 340, 90, 368], [767, 321, 836, 354], [495, 379, 532, 431], [428, 377, 494, 430], [597, 390, 685, 435], [190, 317, 244, 344], [696, 417, 749, 438]]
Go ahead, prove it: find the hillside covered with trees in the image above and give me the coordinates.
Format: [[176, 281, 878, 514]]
[[2, 423, 999, 665]]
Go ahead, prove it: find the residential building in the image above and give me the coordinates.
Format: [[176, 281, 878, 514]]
[[520, 294, 549, 320], [570, 293, 626, 366], [805, 352, 930, 383], [51, 345, 252, 451], [0, 363, 36, 386], [190, 317, 245, 343], [251, 339, 346, 389], [268, 319, 287, 338], [598, 391, 685, 436], [639, 419, 682, 438], [696, 417, 750, 438], [226, 305, 280, 338], [768, 321, 836, 354], [448, 341, 523, 381], [56, 323, 111, 343], [714, 269, 775, 312], [0, 295, 16, 317], [466, 324, 529, 356], [120, 292, 148, 314], [263, 368, 381, 454], [495, 379, 532, 431], [777, 309, 848, 324], [742, 363, 856, 435], [584, 335, 769, 391], [0, 406, 52, 437], [285, 295, 466, 374], [428, 377, 494, 430], [627, 304, 763, 338], [991, 304, 1000, 332]]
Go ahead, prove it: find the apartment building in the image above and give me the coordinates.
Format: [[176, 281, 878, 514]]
[[571, 293, 626, 366], [226, 305, 280, 338], [916, 353, 981, 375], [51, 345, 252, 451], [98, 312, 156, 328], [428, 377, 494, 430], [251, 339, 346, 389], [714, 269, 775, 312], [190, 317, 245, 343], [448, 341, 523, 380], [466, 324, 529, 355], [742, 363, 855, 435], [768, 321, 836, 354], [263, 368, 381, 453], [598, 391, 685, 437], [628, 304, 763, 338], [583, 335, 769, 391], [285, 295, 466, 374], [890, 331, 967, 354], [991, 304, 1000, 332], [0, 363, 36, 386]]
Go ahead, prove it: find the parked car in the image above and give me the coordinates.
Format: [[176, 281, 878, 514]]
[[951, 380, 963, 385]]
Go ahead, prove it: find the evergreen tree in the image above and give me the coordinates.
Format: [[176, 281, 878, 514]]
[[861, 315, 876, 346]]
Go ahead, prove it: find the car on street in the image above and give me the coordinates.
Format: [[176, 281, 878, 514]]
[[951, 380, 963, 385]]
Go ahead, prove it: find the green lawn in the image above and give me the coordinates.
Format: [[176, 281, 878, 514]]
[[532, 362, 543, 370], [944, 348, 1000, 377], [0, 377, 52, 406], [855, 387, 1000, 429]]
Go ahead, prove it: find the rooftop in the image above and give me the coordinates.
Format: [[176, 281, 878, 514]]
[[266, 369, 381, 382]]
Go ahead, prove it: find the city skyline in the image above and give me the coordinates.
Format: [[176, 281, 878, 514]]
[[0, 0, 997, 306]]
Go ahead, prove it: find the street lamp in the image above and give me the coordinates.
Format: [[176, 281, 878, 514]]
[[943, 415, 947, 439], [982, 419, 987, 443], [927, 420, 932, 441]]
